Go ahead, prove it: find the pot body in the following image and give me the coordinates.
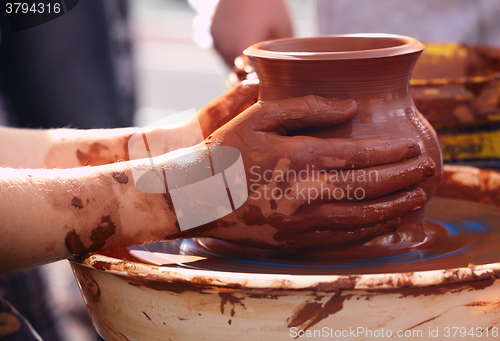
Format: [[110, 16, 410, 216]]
[[245, 35, 443, 205]]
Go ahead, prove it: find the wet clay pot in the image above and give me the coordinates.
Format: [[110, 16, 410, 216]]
[[244, 35, 443, 224]]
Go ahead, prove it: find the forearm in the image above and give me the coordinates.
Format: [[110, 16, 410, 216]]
[[0, 160, 179, 273], [45, 127, 137, 168], [0, 127, 54, 168], [0, 124, 204, 169], [0, 80, 259, 170], [0, 126, 138, 169]]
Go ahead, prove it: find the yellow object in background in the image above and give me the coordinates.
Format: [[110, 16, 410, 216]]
[[436, 122, 500, 164]]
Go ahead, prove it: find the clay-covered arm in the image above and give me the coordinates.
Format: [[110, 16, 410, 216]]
[[0, 93, 435, 272], [0, 158, 179, 273], [0, 125, 195, 169], [0, 81, 258, 273], [0, 81, 259, 169]]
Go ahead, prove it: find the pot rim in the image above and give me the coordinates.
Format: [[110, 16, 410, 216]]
[[243, 34, 425, 61], [73, 252, 500, 292]]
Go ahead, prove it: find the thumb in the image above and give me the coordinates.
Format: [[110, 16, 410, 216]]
[[255, 95, 357, 134], [197, 80, 260, 138]]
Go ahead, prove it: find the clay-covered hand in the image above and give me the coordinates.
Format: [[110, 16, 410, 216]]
[[172, 95, 436, 251], [228, 55, 256, 86], [126, 80, 259, 162], [196, 80, 259, 138]]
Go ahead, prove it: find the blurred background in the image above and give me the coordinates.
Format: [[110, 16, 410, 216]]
[[132, 0, 314, 126]]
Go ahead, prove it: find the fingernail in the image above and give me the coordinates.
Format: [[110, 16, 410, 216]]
[[407, 142, 421, 157], [419, 156, 436, 178]]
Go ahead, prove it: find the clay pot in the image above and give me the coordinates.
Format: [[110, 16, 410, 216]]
[[244, 34, 443, 204]]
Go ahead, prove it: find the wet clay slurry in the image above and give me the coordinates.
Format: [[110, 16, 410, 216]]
[[219, 293, 245, 317], [65, 216, 117, 255], [71, 196, 85, 209], [287, 291, 346, 331], [76, 142, 111, 166], [284, 275, 498, 333], [73, 267, 102, 305], [126, 196, 500, 276], [245, 35, 443, 233], [112, 172, 129, 184], [44, 170, 125, 256]]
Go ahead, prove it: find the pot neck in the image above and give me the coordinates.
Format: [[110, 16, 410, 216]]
[[250, 52, 421, 109]]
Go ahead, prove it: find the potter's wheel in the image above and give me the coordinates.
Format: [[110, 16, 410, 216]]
[[128, 197, 500, 275]]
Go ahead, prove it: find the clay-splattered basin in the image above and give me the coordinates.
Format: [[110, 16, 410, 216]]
[[71, 166, 500, 341], [71, 252, 500, 341]]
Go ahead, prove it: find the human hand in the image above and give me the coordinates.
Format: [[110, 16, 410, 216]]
[[196, 80, 259, 138], [211, 0, 293, 66], [227, 55, 256, 87], [125, 80, 259, 164], [173, 95, 436, 251]]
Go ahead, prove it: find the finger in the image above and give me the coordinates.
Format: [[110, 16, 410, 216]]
[[295, 155, 435, 201], [274, 188, 426, 232], [197, 80, 259, 138], [279, 219, 400, 250], [284, 137, 421, 170], [255, 95, 357, 134]]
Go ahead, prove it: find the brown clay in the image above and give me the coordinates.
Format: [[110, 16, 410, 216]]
[[76, 142, 111, 166], [112, 172, 129, 184], [287, 291, 346, 331], [244, 35, 443, 233], [169, 94, 436, 251], [72, 267, 102, 304], [65, 215, 117, 255], [196, 80, 259, 138], [436, 164, 500, 207]]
